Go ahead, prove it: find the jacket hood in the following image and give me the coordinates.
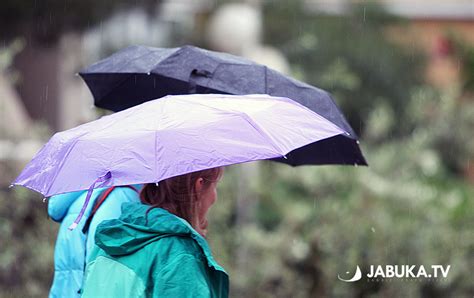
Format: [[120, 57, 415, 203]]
[[48, 190, 86, 222], [48, 185, 143, 222], [95, 202, 224, 271]]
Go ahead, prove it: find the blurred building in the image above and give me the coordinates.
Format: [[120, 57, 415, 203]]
[[307, 0, 474, 88], [383, 0, 474, 88]]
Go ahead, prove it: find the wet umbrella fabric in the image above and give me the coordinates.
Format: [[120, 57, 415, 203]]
[[79, 45, 367, 166], [13, 94, 345, 198]]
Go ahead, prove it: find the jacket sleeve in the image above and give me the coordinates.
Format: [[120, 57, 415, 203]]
[[154, 254, 212, 298]]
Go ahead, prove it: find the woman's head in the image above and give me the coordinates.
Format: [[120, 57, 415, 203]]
[[140, 167, 224, 236]]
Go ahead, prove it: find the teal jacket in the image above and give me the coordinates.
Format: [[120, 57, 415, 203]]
[[81, 202, 229, 298], [48, 187, 140, 298]]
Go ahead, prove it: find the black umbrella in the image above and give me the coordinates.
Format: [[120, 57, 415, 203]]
[[79, 45, 367, 166]]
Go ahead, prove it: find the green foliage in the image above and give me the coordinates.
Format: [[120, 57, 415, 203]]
[[0, 187, 57, 297], [262, 0, 425, 136], [208, 86, 474, 297], [204, 3, 474, 295]]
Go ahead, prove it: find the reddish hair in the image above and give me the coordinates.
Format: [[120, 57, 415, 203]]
[[140, 167, 223, 227]]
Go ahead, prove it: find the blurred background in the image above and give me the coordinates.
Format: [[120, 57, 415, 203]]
[[0, 0, 473, 297]]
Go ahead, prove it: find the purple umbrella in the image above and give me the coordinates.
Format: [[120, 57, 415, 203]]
[[12, 94, 346, 228]]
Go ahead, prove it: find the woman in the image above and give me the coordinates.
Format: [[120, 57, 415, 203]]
[[81, 167, 228, 298]]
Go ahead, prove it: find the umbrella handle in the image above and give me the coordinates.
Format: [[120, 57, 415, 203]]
[[68, 172, 112, 231]]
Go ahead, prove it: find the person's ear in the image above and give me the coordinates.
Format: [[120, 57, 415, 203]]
[[194, 178, 204, 194]]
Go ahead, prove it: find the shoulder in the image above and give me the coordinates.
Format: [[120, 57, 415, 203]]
[[149, 243, 229, 297], [93, 187, 140, 217], [154, 253, 210, 286], [150, 246, 213, 297], [108, 186, 141, 201], [148, 234, 206, 266]]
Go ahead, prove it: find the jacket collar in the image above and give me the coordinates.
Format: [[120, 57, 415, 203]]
[[105, 202, 226, 273]]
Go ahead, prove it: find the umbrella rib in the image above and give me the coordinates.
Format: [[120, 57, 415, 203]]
[[83, 49, 163, 103], [122, 48, 162, 70], [93, 47, 159, 73], [264, 66, 268, 93], [45, 123, 120, 196], [174, 96, 283, 156], [93, 73, 136, 104], [45, 137, 82, 196], [236, 112, 284, 157]]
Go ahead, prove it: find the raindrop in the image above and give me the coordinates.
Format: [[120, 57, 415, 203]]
[[363, 7, 366, 22], [44, 85, 49, 102], [147, 72, 151, 75], [371, 227, 375, 233]]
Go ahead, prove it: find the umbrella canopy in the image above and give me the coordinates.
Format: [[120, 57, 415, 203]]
[[79, 45, 367, 166], [13, 94, 346, 198]]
